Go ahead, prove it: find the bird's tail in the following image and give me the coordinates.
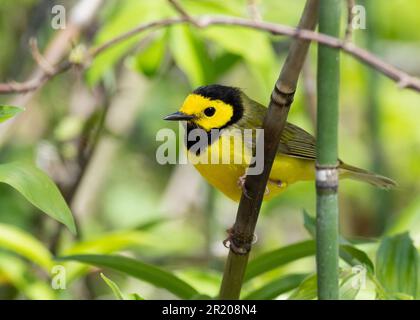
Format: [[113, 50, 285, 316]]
[[339, 162, 397, 190]]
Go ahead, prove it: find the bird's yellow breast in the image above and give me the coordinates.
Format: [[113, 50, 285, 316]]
[[187, 132, 315, 202]]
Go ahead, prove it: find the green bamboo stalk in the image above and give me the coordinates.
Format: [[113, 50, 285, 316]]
[[218, 0, 319, 300], [364, 0, 391, 235], [204, 186, 216, 264], [316, 0, 341, 300]]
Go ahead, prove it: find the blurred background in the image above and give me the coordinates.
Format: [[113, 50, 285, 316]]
[[0, 0, 420, 299]]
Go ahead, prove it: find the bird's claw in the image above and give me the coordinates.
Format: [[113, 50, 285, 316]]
[[237, 175, 252, 199], [237, 176, 284, 199], [223, 227, 257, 255]]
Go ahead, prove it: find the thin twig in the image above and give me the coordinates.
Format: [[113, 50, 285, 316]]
[[302, 59, 317, 126], [2, 15, 420, 94], [50, 86, 109, 254], [219, 0, 319, 299], [247, 0, 262, 21], [0, 0, 103, 150], [0, 61, 71, 94], [29, 38, 55, 75], [89, 18, 183, 58]]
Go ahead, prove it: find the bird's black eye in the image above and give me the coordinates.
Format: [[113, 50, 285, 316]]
[[204, 107, 216, 117]]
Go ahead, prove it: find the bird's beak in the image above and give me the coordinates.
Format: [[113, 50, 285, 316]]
[[163, 111, 194, 121]]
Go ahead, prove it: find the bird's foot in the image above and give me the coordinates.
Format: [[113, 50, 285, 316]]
[[264, 179, 286, 196], [237, 175, 252, 199], [238, 175, 280, 197]]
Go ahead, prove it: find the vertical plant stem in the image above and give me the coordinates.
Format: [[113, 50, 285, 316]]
[[218, 0, 319, 300], [316, 0, 341, 300]]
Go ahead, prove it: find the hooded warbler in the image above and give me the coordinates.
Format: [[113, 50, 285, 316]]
[[164, 84, 396, 202]]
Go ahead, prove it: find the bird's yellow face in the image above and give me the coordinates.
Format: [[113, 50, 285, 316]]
[[179, 94, 234, 131], [164, 85, 244, 131]]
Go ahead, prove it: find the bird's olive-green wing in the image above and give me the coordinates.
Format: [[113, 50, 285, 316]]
[[240, 94, 317, 160]]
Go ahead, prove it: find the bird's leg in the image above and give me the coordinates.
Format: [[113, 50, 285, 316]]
[[237, 174, 252, 199], [264, 179, 287, 196], [265, 184, 270, 195], [222, 227, 235, 249], [269, 179, 286, 188], [237, 174, 270, 198]]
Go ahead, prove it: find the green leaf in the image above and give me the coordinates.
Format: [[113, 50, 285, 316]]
[[0, 223, 53, 270], [210, 52, 241, 81], [176, 269, 221, 298], [100, 273, 125, 300], [340, 244, 375, 274], [169, 25, 211, 87], [62, 230, 155, 283], [58, 254, 199, 299], [0, 162, 76, 234], [385, 198, 420, 236], [190, 293, 213, 300], [376, 232, 419, 298], [244, 240, 316, 282], [0, 105, 23, 123], [63, 230, 154, 255], [339, 272, 361, 300], [243, 274, 307, 300], [304, 210, 352, 242], [391, 293, 415, 300], [182, 0, 240, 16], [303, 210, 353, 244], [134, 217, 170, 231], [288, 272, 361, 300], [201, 26, 278, 93]]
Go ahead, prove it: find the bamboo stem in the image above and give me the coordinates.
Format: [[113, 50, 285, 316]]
[[315, 0, 341, 300], [218, 0, 319, 300], [3, 14, 420, 94]]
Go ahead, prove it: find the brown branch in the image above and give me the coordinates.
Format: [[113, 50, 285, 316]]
[[302, 59, 317, 126], [167, 0, 201, 27], [219, 0, 319, 299], [0, 61, 71, 94], [29, 38, 55, 75], [0, 0, 102, 96], [88, 18, 183, 58], [49, 86, 109, 255], [0, 14, 419, 95], [0, 0, 103, 149]]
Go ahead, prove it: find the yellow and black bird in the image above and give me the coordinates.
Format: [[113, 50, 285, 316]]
[[164, 84, 396, 202]]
